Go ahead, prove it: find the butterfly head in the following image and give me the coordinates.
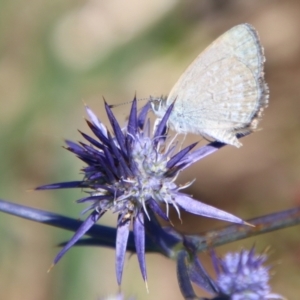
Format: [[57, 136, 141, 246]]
[[149, 95, 168, 118]]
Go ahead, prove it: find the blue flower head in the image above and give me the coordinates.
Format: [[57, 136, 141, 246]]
[[177, 246, 284, 300], [211, 248, 284, 300], [37, 97, 247, 286], [98, 294, 135, 300]]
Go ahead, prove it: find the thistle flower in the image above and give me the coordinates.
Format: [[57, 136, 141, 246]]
[[98, 294, 135, 300], [177, 247, 284, 300], [211, 248, 284, 300], [36, 97, 246, 286]]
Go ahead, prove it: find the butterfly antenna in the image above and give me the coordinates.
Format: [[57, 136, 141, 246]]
[[108, 97, 149, 109]]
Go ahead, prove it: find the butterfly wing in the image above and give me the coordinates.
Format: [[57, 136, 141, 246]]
[[166, 24, 268, 146]]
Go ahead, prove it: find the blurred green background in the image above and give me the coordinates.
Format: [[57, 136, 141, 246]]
[[1, 0, 300, 299]]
